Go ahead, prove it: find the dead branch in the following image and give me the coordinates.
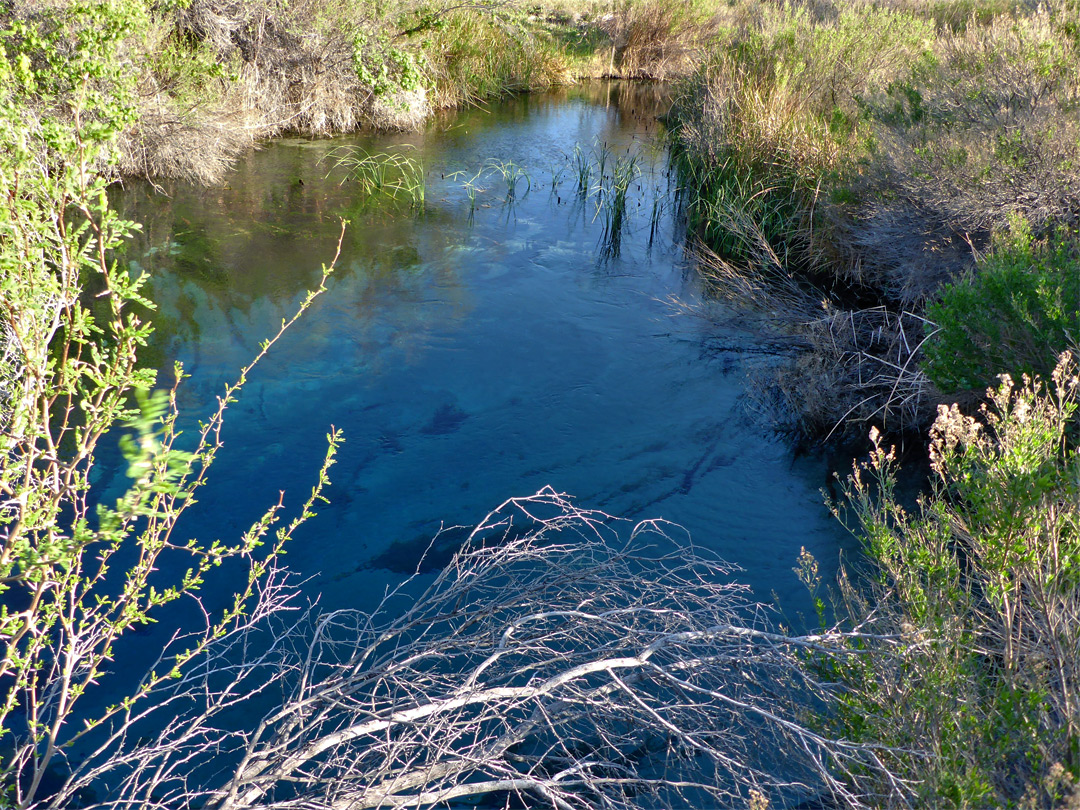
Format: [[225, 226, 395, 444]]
[[54, 489, 911, 810]]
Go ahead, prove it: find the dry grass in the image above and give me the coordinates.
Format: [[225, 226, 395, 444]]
[[599, 0, 714, 79], [695, 228, 942, 442], [672, 0, 1080, 442], [772, 306, 942, 442], [846, 6, 1080, 300], [110, 0, 372, 182], [20, 0, 717, 184], [95, 0, 593, 183]]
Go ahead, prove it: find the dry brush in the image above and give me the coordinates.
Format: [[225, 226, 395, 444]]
[[43, 490, 913, 810]]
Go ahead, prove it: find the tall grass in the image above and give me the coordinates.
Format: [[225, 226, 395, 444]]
[[418, 8, 572, 109], [670, 0, 1080, 442], [671, 3, 932, 284], [599, 0, 716, 79]]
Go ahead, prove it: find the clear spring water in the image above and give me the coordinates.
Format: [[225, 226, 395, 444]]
[[109, 82, 854, 635]]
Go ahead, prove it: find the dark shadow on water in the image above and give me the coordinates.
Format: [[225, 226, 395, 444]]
[[419, 402, 469, 435], [364, 519, 538, 575]]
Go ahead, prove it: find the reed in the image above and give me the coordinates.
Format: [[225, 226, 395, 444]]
[[562, 139, 648, 257], [571, 143, 592, 194], [597, 151, 640, 256], [484, 158, 532, 201], [321, 146, 426, 206]]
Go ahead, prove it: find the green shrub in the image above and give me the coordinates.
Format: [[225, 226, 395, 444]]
[[923, 221, 1080, 393], [353, 30, 427, 96], [817, 356, 1080, 806], [0, 4, 339, 803]]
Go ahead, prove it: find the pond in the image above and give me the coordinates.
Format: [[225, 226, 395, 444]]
[[110, 81, 853, 629]]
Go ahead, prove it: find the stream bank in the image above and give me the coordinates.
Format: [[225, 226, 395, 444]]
[[666, 1, 1080, 446]]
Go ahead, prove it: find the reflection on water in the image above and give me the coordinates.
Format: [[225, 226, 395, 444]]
[[110, 82, 853, 633]]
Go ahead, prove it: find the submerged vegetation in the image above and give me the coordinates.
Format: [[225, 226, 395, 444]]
[[3, 0, 1080, 807]]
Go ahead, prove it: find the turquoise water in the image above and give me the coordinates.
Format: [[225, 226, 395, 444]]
[[112, 82, 851, 624]]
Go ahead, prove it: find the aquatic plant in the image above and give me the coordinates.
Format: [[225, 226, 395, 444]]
[[449, 159, 533, 209], [563, 139, 647, 257], [484, 158, 532, 201], [571, 142, 592, 193], [648, 184, 666, 245], [594, 139, 610, 192], [322, 146, 426, 206], [597, 151, 640, 257], [549, 161, 567, 196]]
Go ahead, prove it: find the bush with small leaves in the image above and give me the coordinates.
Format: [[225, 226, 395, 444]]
[[923, 220, 1080, 393]]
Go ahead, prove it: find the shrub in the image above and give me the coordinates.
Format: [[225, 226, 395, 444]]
[[0, 5, 339, 803], [817, 354, 1080, 807], [923, 221, 1080, 393], [858, 5, 1080, 244]]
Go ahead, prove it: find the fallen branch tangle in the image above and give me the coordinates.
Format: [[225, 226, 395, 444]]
[[70, 489, 908, 810]]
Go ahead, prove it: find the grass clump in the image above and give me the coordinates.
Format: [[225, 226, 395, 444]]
[[814, 353, 1080, 808], [670, 3, 932, 285], [560, 139, 647, 256], [322, 145, 426, 205], [483, 158, 531, 201], [418, 7, 571, 108], [600, 0, 716, 79]]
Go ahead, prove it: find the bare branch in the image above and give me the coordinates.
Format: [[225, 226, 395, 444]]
[[58, 488, 909, 810]]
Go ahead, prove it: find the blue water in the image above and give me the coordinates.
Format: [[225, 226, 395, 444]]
[[111, 82, 852, 627]]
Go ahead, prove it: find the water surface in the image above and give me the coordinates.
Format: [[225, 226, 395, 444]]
[[113, 82, 851, 622]]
